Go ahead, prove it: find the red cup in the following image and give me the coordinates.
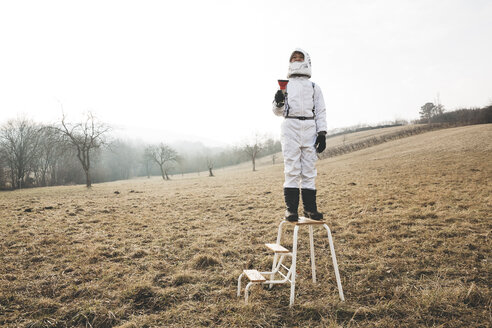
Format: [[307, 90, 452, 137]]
[[278, 79, 289, 90]]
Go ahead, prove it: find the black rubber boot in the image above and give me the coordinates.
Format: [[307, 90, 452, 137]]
[[301, 188, 324, 220], [283, 188, 300, 222]]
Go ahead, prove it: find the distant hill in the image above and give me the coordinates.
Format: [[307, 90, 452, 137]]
[[226, 124, 441, 172]]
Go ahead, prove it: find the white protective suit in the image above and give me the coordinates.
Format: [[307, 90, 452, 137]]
[[272, 48, 327, 190]]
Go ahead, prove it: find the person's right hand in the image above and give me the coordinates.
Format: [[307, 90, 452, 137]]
[[274, 90, 285, 107]]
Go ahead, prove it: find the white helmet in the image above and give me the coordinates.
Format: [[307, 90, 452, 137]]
[[287, 48, 311, 78]]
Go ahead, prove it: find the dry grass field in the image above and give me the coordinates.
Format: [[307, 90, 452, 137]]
[[1, 124, 491, 328]]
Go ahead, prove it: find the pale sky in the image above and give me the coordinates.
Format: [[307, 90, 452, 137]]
[[1, 0, 491, 146]]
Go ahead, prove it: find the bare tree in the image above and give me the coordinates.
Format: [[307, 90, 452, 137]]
[[147, 143, 178, 180], [0, 118, 42, 189], [57, 112, 110, 187], [243, 133, 264, 171], [206, 157, 214, 177]]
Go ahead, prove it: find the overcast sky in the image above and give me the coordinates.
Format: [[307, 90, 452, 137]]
[[1, 0, 491, 146]]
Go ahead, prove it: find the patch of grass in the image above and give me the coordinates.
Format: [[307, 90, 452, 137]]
[[122, 285, 172, 311], [171, 273, 195, 286], [192, 255, 221, 269], [64, 304, 120, 328]]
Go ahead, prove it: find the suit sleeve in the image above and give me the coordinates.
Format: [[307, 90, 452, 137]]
[[314, 84, 327, 133]]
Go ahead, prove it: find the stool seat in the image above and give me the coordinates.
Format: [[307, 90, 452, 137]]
[[285, 217, 326, 225]]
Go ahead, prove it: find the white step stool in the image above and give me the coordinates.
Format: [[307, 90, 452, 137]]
[[237, 217, 345, 306]]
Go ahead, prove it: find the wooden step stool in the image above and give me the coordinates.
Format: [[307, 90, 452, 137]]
[[237, 217, 345, 306], [237, 243, 294, 303]]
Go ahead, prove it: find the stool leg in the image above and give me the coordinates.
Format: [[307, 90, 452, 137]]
[[245, 282, 253, 303], [270, 220, 286, 289], [270, 253, 278, 289], [289, 225, 299, 307], [309, 225, 317, 283], [237, 273, 244, 297], [276, 220, 286, 244], [324, 224, 345, 301]]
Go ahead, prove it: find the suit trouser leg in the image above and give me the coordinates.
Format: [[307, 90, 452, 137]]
[[300, 145, 317, 190], [283, 139, 302, 189]]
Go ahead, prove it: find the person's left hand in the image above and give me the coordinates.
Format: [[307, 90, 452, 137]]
[[315, 133, 326, 153]]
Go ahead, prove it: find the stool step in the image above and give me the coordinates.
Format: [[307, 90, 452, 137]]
[[265, 243, 290, 253], [243, 270, 266, 282]]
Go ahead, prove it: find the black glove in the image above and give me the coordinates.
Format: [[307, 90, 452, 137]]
[[315, 133, 326, 153], [274, 90, 285, 107]]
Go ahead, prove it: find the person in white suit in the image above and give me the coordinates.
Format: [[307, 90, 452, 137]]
[[272, 48, 327, 221]]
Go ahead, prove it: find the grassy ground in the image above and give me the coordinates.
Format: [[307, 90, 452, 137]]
[[0, 124, 490, 327]]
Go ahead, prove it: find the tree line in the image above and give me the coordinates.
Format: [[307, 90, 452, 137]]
[[418, 103, 492, 125], [0, 113, 281, 190], [4, 104, 488, 191]]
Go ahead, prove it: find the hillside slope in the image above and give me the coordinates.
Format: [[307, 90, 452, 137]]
[[222, 123, 437, 172], [0, 124, 490, 327]]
